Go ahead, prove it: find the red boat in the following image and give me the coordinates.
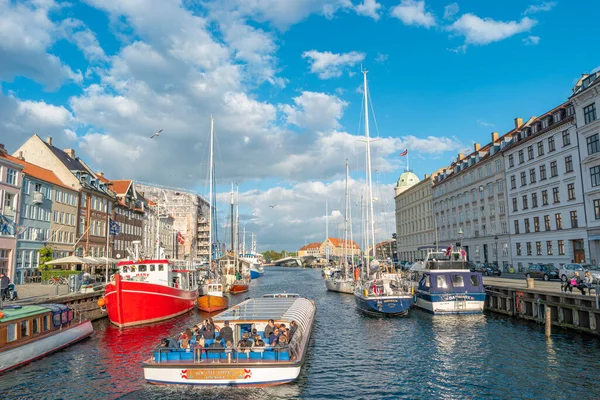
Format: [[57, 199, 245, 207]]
[[103, 259, 198, 328], [229, 281, 249, 294]]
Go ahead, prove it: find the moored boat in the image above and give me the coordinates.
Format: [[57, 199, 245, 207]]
[[103, 259, 198, 328], [197, 282, 228, 312], [249, 263, 264, 279], [142, 293, 316, 386], [0, 304, 93, 374], [354, 272, 414, 316]]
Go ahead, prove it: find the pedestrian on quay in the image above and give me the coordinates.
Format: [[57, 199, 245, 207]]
[[0, 273, 10, 301]]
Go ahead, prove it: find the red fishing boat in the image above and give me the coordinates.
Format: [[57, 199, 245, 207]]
[[102, 259, 198, 328]]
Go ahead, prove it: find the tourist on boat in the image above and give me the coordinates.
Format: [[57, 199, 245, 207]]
[[237, 332, 252, 354], [216, 320, 234, 343], [0, 273, 10, 301], [160, 337, 178, 349], [289, 321, 298, 341], [252, 336, 266, 353], [267, 328, 281, 345], [225, 340, 234, 354], [264, 319, 276, 338]]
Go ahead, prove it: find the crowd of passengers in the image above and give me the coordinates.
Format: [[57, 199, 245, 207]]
[[159, 318, 298, 356]]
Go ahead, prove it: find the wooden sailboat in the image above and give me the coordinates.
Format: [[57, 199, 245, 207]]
[[197, 116, 228, 312]]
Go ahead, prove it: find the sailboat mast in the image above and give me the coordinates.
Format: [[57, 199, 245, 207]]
[[344, 159, 349, 272], [208, 115, 214, 267], [230, 184, 234, 253], [325, 198, 329, 262], [363, 69, 376, 270]]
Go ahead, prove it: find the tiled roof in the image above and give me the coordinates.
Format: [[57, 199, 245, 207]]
[[327, 237, 360, 249], [110, 180, 132, 196], [1, 153, 73, 191], [300, 242, 321, 250]]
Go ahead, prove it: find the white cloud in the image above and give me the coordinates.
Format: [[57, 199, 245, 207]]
[[447, 14, 537, 45], [17, 100, 74, 126], [523, 35, 541, 45], [354, 0, 383, 21], [390, 0, 436, 28], [280, 91, 348, 132], [302, 50, 366, 79], [375, 53, 389, 63], [524, 2, 557, 15], [59, 18, 107, 63], [399, 135, 464, 154], [476, 119, 495, 128], [443, 3, 459, 20]]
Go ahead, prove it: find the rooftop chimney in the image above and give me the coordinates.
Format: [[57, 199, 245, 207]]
[[97, 171, 104, 177], [64, 148, 76, 159], [17, 151, 25, 161], [457, 153, 465, 162], [0, 143, 6, 155], [424, 173, 430, 179], [473, 143, 481, 152], [514, 117, 523, 130], [491, 132, 499, 142], [46, 137, 53, 146]]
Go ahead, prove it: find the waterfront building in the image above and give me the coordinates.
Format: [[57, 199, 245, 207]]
[[503, 102, 587, 269], [104, 179, 144, 261], [298, 242, 321, 257], [7, 152, 77, 283], [141, 198, 175, 260], [320, 237, 361, 258], [570, 71, 600, 265], [371, 239, 397, 260], [14, 135, 115, 258], [394, 170, 435, 262], [135, 183, 209, 262], [432, 131, 513, 268], [0, 144, 23, 280]]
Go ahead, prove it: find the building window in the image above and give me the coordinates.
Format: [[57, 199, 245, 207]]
[[518, 150, 524, 164], [7, 169, 17, 185], [497, 180, 504, 193], [564, 156, 573, 173], [542, 190, 548, 206], [520, 171, 527, 186], [531, 193, 538, 208], [562, 130, 571, 146], [544, 215, 551, 231], [558, 240, 565, 255], [537, 141, 544, 156], [527, 146, 534, 160], [570, 211, 578, 228], [510, 175, 516, 189], [587, 133, 599, 155], [526, 242, 532, 256], [550, 161, 558, 177], [547, 241, 553, 255], [548, 136, 556, 152], [555, 213, 562, 230], [529, 169, 536, 183], [499, 202, 505, 214], [594, 199, 600, 220], [508, 155, 514, 167], [534, 217, 540, 232], [522, 195, 528, 210], [512, 198, 518, 212], [552, 187, 560, 203], [539, 165, 547, 180], [516, 243, 522, 256], [514, 220, 520, 234], [524, 218, 530, 233], [567, 183, 575, 200], [536, 241, 542, 256], [591, 166, 600, 187], [584, 103, 597, 124]]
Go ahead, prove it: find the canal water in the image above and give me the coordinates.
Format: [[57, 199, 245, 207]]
[[2, 267, 600, 399]]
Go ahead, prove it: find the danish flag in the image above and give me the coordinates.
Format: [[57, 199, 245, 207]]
[[399, 149, 408, 157], [177, 232, 185, 245]]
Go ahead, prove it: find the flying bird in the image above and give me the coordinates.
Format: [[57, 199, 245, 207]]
[[269, 204, 277, 208], [150, 129, 163, 139]]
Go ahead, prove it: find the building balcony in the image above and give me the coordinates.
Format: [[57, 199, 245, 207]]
[[32, 191, 45, 204]]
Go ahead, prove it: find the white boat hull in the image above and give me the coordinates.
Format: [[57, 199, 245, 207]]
[[0, 320, 93, 374], [325, 279, 355, 294], [415, 297, 485, 314], [144, 364, 302, 386]]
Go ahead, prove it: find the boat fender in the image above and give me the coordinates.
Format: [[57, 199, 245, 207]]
[[110, 274, 115, 282], [363, 289, 368, 297], [97, 297, 106, 307], [413, 293, 417, 303]]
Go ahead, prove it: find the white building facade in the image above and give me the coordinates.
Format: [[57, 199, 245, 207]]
[[571, 71, 600, 264], [432, 131, 513, 269], [504, 102, 589, 270]]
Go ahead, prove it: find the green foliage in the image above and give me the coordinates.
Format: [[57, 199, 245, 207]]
[[39, 246, 53, 270], [41, 269, 80, 280]]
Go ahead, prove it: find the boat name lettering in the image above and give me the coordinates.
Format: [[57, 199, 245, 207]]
[[134, 273, 149, 277], [181, 368, 252, 380]]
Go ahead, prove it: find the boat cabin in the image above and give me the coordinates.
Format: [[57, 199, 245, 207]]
[[418, 271, 484, 294], [0, 304, 75, 348], [116, 259, 197, 290]]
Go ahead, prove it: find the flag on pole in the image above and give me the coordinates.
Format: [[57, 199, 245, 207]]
[[109, 219, 121, 236], [399, 149, 408, 156], [177, 232, 185, 245]]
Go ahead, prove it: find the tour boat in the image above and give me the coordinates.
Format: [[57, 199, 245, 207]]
[[197, 282, 228, 312], [0, 304, 93, 374], [410, 247, 486, 314], [102, 259, 198, 328], [142, 293, 316, 386]]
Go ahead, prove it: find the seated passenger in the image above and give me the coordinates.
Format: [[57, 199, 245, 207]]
[[252, 336, 266, 353], [225, 340, 234, 354], [216, 320, 234, 343], [289, 321, 298, 341], [267, 328, 281, 346], [237, 332, 252, 354], [274, 334, 288, 351], [160, 337, 178, 349], [263, 319, 276, 338], [201, 324, 215, 339]]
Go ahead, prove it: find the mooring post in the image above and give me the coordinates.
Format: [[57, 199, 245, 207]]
[[545, 306, 551, 338], [56, 284, 59, 296]]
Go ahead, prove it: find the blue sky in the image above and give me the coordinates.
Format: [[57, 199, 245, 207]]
[[1, 0, 599, 250]]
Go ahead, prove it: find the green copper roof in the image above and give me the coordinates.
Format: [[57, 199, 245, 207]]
[[0, 305, 49, 323]]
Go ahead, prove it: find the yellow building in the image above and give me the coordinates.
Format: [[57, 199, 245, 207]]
[[320, 237, 361, 257], [298, 242, 321, 257]]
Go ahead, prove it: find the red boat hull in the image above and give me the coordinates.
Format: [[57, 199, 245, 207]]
[[230, 284, 249, 294], [104, 274, 197, 328]]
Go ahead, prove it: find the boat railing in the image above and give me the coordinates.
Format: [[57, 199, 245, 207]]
[[152, 345, 294, 364]]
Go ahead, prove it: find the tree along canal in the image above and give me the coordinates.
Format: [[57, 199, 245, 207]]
[[2, 267, 600, 399]]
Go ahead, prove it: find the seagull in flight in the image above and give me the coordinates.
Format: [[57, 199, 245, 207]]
[[150, 129, 163, 139], [269, 204, 277, 208]]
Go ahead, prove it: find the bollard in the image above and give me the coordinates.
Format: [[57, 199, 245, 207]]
[[526, 278, 535, 289], [55, 284, 59, 296], [545, 306, 551, 337]]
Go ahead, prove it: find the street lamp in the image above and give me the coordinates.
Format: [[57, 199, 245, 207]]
[[494, 235, 499, 267], [457, 228, 463, 247]]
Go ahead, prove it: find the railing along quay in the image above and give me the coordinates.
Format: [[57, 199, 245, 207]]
[[16, 288, 107, 322], [484, 279, 600, 336]]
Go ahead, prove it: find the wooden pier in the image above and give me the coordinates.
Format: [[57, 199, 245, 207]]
[[18, 289, 107, 322], [484, 277, 600, 336]]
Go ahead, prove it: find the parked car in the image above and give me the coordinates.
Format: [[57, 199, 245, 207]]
[[559, 263, 592, 282], [482, 264, 502, 276], [586, 265, 600, 283], [525, 264, 560, 281]]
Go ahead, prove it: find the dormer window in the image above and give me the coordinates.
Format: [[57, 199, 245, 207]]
[[541, 119, 548, 129], [553, 112, 561, 123]]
